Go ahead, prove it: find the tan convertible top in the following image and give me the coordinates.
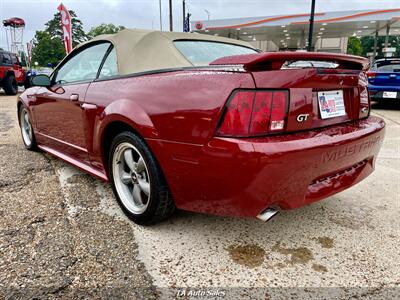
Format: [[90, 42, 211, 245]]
[[76, 29, 254, 75]]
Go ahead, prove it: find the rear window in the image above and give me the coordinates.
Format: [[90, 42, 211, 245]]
[[2, 53, 12, 65], [372, 60, 400, 72], [174, 40, 257, 66]]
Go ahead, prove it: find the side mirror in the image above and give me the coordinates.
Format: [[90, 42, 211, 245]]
[[31, 74, 51, 87]]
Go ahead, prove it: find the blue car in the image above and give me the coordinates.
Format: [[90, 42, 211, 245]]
[[368, 58, 400, 101]]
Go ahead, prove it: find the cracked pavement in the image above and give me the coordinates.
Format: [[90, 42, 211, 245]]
[[0, 92, 399, 299], [0, 93, 158, 299]]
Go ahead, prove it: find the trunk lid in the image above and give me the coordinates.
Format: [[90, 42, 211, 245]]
[[211, 52, 370, 133]]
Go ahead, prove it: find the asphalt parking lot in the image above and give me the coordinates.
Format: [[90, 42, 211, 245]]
[[0, 92, 399, 299]]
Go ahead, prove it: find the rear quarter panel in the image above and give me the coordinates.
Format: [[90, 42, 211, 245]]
[[84, 70, 255, 169]]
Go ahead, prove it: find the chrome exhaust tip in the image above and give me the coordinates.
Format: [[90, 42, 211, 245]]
[[257, 208, 279, 222]]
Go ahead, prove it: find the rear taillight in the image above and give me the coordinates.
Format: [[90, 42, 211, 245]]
[[366, 71, 376, 79], [359, 72, 370, 118], [217, 90, 289, 137]]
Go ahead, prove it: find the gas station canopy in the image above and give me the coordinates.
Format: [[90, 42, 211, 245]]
[[191, 9, 400, 49]]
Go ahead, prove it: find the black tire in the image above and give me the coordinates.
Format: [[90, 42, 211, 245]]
[[24, 76, 32, 89], [108, 131, 175, 225], [3, 74, 18, 95], [19, 105, 37, 151]]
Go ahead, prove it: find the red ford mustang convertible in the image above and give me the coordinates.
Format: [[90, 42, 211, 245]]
[[19, 29, 385, 224]]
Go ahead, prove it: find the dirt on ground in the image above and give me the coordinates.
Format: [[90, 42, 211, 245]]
[[0, 93, 158, 299]]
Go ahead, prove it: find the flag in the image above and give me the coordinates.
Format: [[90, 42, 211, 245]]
[[26, 41, 33, 67], [57, 3, 72, 54], [183, 13, 191, 32]]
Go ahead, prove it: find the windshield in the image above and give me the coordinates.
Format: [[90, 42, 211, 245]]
[[174, 40, 257, 66]]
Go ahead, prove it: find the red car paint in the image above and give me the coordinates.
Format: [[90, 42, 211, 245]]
[[19, 53, 385, 218], [2, 17, 25, 27]]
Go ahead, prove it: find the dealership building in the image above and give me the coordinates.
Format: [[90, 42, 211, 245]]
[[191, 9, 400, 56]]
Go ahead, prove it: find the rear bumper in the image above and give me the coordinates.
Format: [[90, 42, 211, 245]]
[[147, 116, 385, 218], [369, 84, 400, 99]]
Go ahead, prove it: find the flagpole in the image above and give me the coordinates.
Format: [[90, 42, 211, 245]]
[[169, 0, 173, 31], [182, 0, 185, 32]]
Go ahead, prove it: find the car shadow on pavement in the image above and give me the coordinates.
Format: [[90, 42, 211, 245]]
[[371, 100, 400, 111]]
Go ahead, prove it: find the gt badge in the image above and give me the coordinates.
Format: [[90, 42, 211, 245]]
[[296, 114, 309, 123]]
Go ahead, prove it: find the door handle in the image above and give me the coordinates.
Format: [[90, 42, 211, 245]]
[[70, 94, 79, 101]]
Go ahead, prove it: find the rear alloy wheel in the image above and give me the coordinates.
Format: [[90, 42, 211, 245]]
[[19, 106, 37, 150], [3, 74, 18, 95], [109, 131, 175, 225]]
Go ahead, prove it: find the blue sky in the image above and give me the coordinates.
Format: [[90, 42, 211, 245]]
[[1, 0, 399, 49]]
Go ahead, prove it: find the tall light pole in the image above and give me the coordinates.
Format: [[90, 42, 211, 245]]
[[169, 0, 173, 31], [159, 0, 163, 31], [183, 0, 186, 31], [204, 9, 210, 20], [307, 0, 316, 52]]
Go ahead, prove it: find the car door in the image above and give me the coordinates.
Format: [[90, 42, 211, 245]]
[[33, 42, 112, 163]]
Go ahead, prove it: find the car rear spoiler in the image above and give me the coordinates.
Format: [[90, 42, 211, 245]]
[[210, 52, 369, 71]]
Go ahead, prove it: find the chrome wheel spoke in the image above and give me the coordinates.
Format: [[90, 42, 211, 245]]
[[120, 171, 131, 185], [21, 109, 32, 146], [138, 179, 150, 196], [132, 184, 144, 206], [136, 157, 145, 173], [123, 149, 136, 171], [112, 142, 151, 214]]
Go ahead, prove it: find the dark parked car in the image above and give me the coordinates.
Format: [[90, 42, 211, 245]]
[[367, 58, 400, 100], [18, 29, 385, 224]]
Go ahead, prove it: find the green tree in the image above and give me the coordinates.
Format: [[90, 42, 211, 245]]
[[360, 36, 400, 58], [45, 10, 87, 47], [87, 23, 126, 38], [347, 37, 363, 56], [31, 31, 66, 67]]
